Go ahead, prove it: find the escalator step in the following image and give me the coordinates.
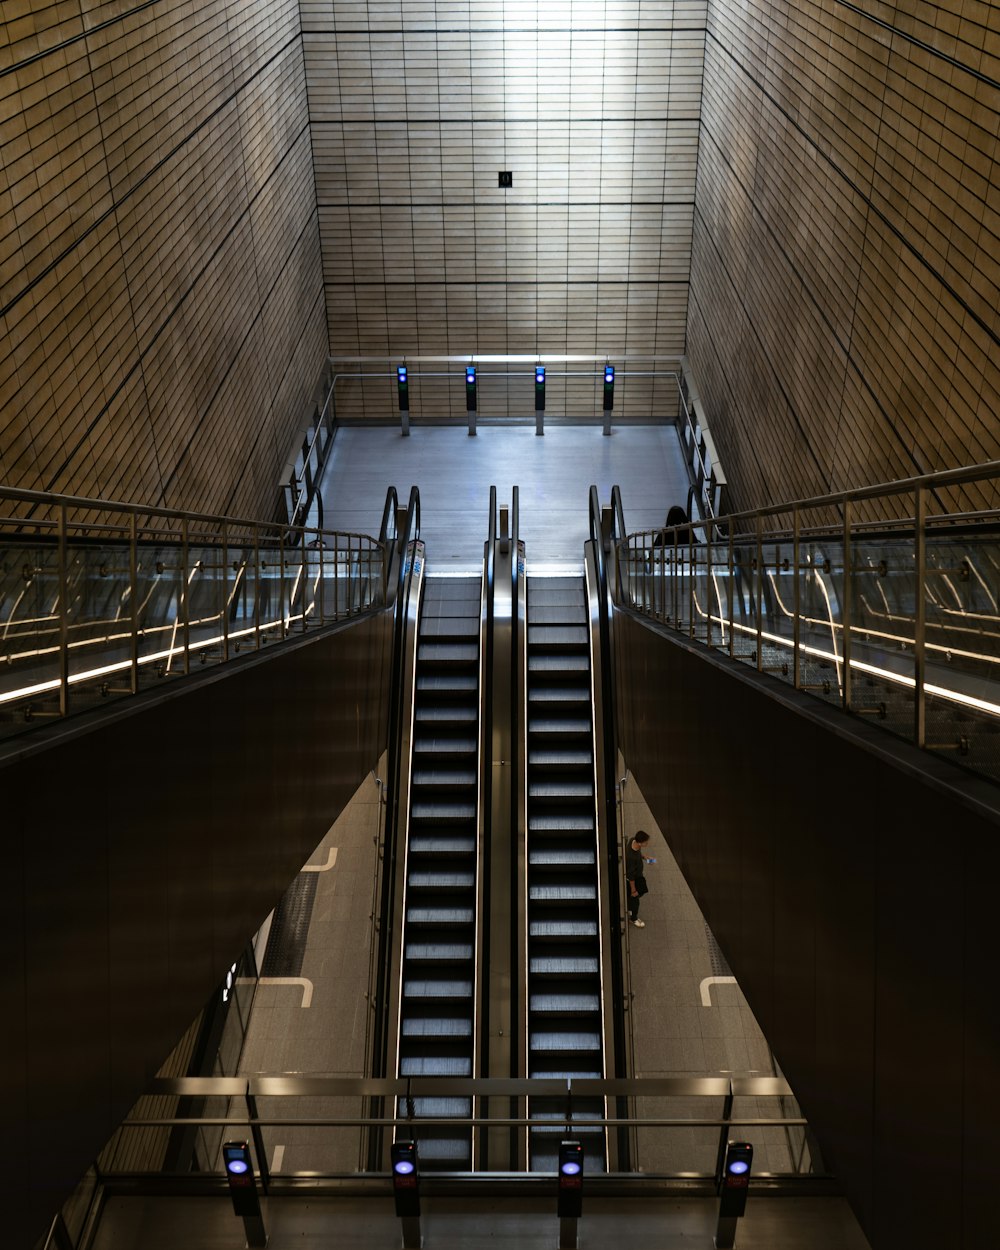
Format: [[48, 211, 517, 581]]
[[529, 717, 591, 735], [415, 704, 478, 723], [529, 814, 594, 833], [528, 655, 589, 674], [530, 1031, 601, 1052], [529, 884, 596, 902], [528, 682, 590, 700], [417, 673, 478, 694], [529, 919, 598, 937], [409, 1097, 472, 1117], [410, 834, 476, 855], [529, 846, 595, 867], [414, 736, 478, 755], [402, 1017, 473, 1038], [530, 956, 599, 976], [404, 978, 474, 999], [412, 768, 477, 788], [406, 942, 474, 962], [528, 626, 588, 647], [528, 779, 592, 799], [400, 1055, 472, 1076], [411, 801, 476, 821], [407, 906, 475, 925], [530, 992, 601, 1013], [418, 643, 479, 664], [408, 870, 475, 890], [410, 1136, 469, 1164], [529, 749, 592, 767]]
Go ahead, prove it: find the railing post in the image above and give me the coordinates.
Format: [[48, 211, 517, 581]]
[[221, 522, 230, 662], [842, 499, 852, 710], [279, 530, 287, 635], [792, 507, 801, 689], [333, 533, 340, 618], [129, 511, 139, 694], [182, 518, 190, 674], [318, 531, 326, 623], [57, 504, 69, 717], [301, 530, 308, 632], [253, 526, 262, 649], [688, 535, 696, 638], [915, 486, 927, 747], [755, 514, 763, 669], [727, 526, 734, 658], [672, 534, 678, 627]]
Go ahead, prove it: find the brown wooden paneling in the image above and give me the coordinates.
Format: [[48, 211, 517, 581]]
[[2, 1, 325, 518], [689, 0, 1000, 514]]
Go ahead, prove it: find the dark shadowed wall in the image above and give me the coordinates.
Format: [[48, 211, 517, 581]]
[[614, 605, 1000, 1250], [0, 609, 391, 1249]]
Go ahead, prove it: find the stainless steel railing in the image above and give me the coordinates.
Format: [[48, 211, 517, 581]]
[[0, 486, 386, 740], [615, 460, 1000, 783]]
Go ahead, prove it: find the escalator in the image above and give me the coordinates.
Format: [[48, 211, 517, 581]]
[[395, 575, 484, 1168], [524, 575, 606, 1170]]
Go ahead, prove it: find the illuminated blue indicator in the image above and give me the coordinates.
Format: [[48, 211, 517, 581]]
[[394, 1159, 415, 1175], [227, 1159, 249, 1175], [397, 366, 408, 382], [560, 1160, 581, 1176], [535, 367, 545, 383], [728, 1160, 749, 1175], [466, 367, 476, 383], [604, 366, 615, 383]]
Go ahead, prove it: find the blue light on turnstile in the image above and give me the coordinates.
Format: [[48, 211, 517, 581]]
[[560, 1159, 582, 1176], [535, 366, 545, 384], [604, 365, 614, 383], [227, 1158, 249, 1175], [397, 366, 408, 383], [394, 1158, 415, 1175], [727, 1159, 749, 1175], [466, 367, 476, 384]]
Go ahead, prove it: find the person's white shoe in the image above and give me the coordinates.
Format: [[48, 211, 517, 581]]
[[632, 918, 645, 928]]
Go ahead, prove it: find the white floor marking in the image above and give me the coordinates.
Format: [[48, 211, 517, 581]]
[[700, 975, 738, 1006], [271, 1144, 285, 1172], [259, 976, 314, 1007], [302, 846, 338, 872]]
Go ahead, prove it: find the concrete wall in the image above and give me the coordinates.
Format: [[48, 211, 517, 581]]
[[688, 0, 1000, 516], [1, 0, 327, 518]]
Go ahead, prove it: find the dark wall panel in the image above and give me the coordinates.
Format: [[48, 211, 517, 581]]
[[1, 607, 391, 1248], [614, 605, 1000, 1250]]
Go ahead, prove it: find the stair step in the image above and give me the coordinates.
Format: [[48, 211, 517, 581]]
[[409, 1097, 472, 1117], [410, 1136, 470, 1164]]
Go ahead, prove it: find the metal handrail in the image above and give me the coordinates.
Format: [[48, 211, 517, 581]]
[[614, 461, 1000, 778]]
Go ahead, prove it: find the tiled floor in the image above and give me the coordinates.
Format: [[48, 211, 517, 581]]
[[316, 422, 692, 569], [91, 1193, 872, 1249]]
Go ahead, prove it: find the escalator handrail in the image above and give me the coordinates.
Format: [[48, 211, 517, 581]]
[[379, 486, 399, 547]]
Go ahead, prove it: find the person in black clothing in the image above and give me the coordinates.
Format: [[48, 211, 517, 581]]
[[625, 829, 652, 928]]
